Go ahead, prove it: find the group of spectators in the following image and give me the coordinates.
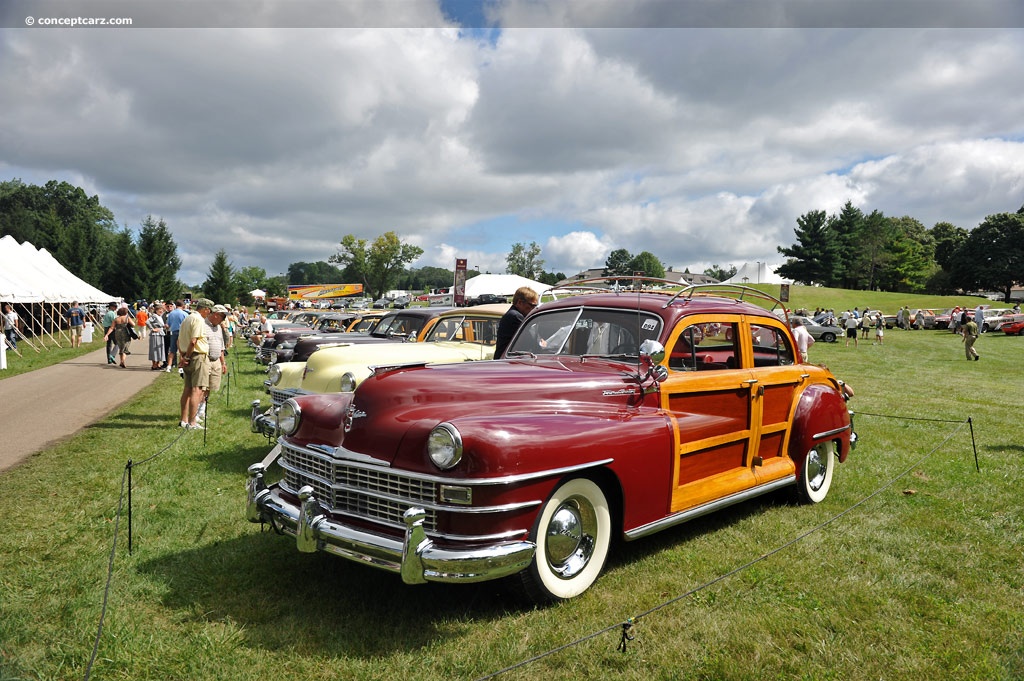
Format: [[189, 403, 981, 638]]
[[89, 297, 243, 430]]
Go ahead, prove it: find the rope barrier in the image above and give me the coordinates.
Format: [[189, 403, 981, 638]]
[[84, 423, 189, 681], [475, 415, 975, 680], [84, 337, 248, 679]]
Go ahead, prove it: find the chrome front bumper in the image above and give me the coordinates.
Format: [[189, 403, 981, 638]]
[[245, 463, 536, 585]]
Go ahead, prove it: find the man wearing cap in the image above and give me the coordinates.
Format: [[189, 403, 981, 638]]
[[195, 304, 229, 424], [178, 298, 214, 429]]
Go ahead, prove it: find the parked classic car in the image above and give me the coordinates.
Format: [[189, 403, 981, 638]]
[[862, 309, 896, 329], [981, 308, 1015, 333], [246, 281, 856, 602], [251, 306, 456, 434], [1001, 317, 1024, 335], [789, 314, 842, 343], [251, 305, 507, 436], [467, 293, 508, 306]]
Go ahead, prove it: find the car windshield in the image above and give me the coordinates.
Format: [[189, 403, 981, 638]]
[[507, 307, 662, 357], [372, 314, 426, 338], [425, 315, 499, 344]]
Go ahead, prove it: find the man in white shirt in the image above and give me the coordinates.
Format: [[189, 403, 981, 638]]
[[791, 318, 815, 363]]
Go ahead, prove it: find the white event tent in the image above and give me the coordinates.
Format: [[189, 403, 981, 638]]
[[464, 273, 552, 299], [721, 262, 791, 286], [0, 235, 117, 353]]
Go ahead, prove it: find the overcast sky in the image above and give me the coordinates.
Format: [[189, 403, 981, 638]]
[[1, 1, 1023, 285]]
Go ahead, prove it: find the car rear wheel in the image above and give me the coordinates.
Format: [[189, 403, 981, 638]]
[[820, 332, 836, 343], [517, 477, 611, 602], [796, 441, 835, 504]]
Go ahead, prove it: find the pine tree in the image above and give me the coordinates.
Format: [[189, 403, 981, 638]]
[[202, 249, 237, 304], [776, 210, 839, 285], [137, 215, 182, 301]]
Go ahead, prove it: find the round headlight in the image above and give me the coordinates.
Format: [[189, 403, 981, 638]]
[[276, 399, 301, 436], [427, 423, 463, 470], [266, 364, 283, 385], [340, 372, 357, 392]]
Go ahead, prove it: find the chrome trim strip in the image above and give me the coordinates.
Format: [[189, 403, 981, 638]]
[[812, 424, 851, 440], [624, 477, 795, 540]]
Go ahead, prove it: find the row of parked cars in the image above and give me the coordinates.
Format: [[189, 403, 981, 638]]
[[243, 280, 858, 603], [802, 307, 1024, 335]]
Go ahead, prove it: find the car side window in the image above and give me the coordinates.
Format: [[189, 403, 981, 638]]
[[426, 318, 462, 342], [471, 318, 498, 345], [749, 323, 796, 366], [670, 322, 738, 371]]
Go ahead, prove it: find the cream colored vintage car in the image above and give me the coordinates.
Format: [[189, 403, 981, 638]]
[[251, 304, 508, 436]]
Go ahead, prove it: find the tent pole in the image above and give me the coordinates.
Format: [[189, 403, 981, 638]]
[[46, 301, 62, 346], [12, 318, 40, 353], [33, 305, 57, 349], [54, 304, 72, 346]]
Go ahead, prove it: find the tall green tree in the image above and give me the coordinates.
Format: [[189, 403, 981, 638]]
[[536, 271, 567, 286], [603, 248, 633, 279], [202, 249, 238, 303], [850, 210, 894, 291], [506, 241, 544, 279], [0, 179, 117, 288], [703, 264, 737, 282], [876, 216, 934, 293], [136, 215, 182, 301], [950, 212, 1024, 302], [930, 221, 969, 272], [233, 265, 271, 304], [329, 232, 424, 300], [398, 266, 456, 292], [99, 227, 143, 300], [629, 251, 666, 279], [776, 209, 839, 285], [287, 261, 345, 285], [830, 201, 865, 289]]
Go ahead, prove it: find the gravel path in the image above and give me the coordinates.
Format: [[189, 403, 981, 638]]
[[0, 346, 165, 473]]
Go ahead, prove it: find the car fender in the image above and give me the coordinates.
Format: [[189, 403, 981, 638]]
[[788, 383, 852, 474]]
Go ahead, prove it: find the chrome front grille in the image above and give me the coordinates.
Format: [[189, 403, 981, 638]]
[[279, 442, 438, 532], [270, 387, 299, 407]]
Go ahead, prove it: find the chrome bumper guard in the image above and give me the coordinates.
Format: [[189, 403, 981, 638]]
[[250, 399, 278, 436], [246, 463, 536, 584]]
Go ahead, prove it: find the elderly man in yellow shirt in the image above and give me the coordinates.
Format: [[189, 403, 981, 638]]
[[178, 298, 214, 429]]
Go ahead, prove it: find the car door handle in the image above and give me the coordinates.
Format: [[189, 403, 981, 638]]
[[742, 379, 759, 385]]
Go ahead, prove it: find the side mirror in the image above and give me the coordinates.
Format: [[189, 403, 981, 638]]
[[639, 339, 666, 365]]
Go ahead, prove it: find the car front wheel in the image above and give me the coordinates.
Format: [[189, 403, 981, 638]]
[[820, 332, 836, 343], [796, 441, 835, 504], [517, 477, 611, 602]]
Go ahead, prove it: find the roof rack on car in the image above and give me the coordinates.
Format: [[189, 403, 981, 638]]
[[662, 283, 790, 319], [540, 275, 682, 302]]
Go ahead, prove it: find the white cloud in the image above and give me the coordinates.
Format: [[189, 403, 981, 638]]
[[1, 11, 1023, 285]]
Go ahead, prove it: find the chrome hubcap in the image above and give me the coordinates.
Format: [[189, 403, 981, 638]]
[[545, 497, 597, 579], [806, 447, 828, 491]]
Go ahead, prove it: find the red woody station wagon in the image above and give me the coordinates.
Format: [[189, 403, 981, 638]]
[[246, 280, 857, 602]]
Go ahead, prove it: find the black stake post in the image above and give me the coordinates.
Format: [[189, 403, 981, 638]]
[[126, 460, 133, 555], [968, 416, 980, 472], [202, 393, 209, 448]]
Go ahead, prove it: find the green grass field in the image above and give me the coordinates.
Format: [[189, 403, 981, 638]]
[[1, 292, 1022, 680]]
